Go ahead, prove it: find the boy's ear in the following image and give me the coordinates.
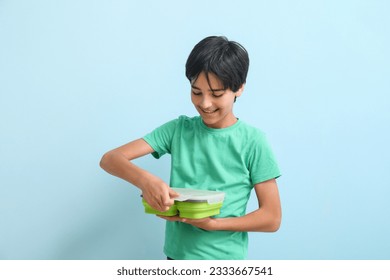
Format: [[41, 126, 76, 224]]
[[235, 83, 245, 97]]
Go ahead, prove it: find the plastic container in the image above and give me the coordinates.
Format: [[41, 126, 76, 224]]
[[142, 199, 178, 216], [175, 201, 223, 219], [142, 188, 225, 219]]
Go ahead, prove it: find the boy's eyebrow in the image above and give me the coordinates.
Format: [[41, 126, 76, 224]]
[[191, 85, 225, 92]]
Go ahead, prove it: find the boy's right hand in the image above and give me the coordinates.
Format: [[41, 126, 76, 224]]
[[141, 177, 179, 212], [100, 138, 179, 212]]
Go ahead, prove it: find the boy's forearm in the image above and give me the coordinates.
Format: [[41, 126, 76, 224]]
[[100, 151, 151, 191], [166, 207, 282, 232], [216, 208, 281, 232], [100, 150, 177, 212]]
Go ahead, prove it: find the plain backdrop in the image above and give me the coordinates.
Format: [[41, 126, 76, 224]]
[[1, 0, 389, 260]]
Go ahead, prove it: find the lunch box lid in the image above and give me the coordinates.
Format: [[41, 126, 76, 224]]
[[171, 188, 225, 204]]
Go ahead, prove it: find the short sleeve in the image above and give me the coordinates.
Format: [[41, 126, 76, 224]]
[[248, 132, 281, 185], [143, 118, 179, 159]]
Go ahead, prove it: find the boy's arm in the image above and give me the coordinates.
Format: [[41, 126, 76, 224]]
[[160, 178, 281, 232], [218, 178, 281, 232], [100, 138, 178, 212]]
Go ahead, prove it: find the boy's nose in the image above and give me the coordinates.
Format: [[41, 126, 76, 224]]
[[200, 96, 212, 108]]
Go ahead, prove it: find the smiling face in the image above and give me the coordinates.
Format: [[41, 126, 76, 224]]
[[191, 72, 244, 128]]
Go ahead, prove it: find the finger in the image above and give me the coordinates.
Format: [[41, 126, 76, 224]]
[[147, 196, 168, 212], [169, 188, 180, 198], [157, 198, 169, 212], [143, 194, 160, 211], [148, 192, 167, 212], [157, 215, 169, 220], [162, 191, 175, 207]]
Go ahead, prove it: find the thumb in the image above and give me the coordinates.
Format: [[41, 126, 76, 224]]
[[169, 188, 180, 198], [163, 188, 179, 206]]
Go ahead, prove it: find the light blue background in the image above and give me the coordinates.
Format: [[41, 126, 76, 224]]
[[1, 0, 389, 260]]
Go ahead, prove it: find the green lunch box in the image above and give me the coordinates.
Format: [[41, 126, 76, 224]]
[[142, 198, 178, 216], [141, 188, 225, 219]]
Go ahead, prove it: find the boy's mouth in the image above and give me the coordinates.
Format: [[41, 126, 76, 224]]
[[200, 108, 218, 114]]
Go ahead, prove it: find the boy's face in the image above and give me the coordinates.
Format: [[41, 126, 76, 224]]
[[191, 72, 243, 129]]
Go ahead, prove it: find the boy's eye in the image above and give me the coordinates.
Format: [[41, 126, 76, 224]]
[[212, 93, 224, 98], [192, 91, 202, 96]]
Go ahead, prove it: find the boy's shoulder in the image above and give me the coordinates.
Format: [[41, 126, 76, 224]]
[[174, 115, 202, 128], [233, 118, 265, 136], [152, 115, 199, 130], [177, 115, 200, 122]]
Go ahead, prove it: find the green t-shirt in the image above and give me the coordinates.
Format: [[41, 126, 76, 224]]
[[143, 115, 280, 259]]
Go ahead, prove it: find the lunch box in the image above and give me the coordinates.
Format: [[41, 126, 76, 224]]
[[142, 188, 225, 219]]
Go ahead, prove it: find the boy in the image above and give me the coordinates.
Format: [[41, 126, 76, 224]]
[[100, 36, 281, 260]]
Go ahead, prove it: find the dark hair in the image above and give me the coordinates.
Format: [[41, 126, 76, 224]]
[[185, 36, 249, 93]]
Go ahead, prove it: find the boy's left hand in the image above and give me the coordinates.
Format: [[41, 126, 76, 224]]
[[157, 215, 218, 231]]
